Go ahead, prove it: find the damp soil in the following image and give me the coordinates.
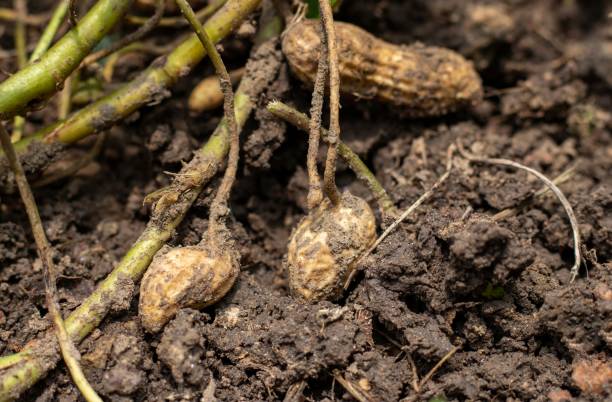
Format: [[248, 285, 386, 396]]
[[1, 0, 611, 401]]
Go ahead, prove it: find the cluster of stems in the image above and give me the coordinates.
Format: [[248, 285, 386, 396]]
[[0, 0, 265, 400]]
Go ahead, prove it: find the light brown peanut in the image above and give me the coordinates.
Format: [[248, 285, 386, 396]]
[[287, 192, 376, 302], [139, 244, 239, 332], [282, 20, 483, 116]]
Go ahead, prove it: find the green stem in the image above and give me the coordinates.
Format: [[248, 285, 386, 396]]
[[10, 0, 27, 143], [0, 0, 134, 119], [11, 0, 70, 143], [17, 0, 262, 147], [0, 10, 279, 399], [267, 101, 397, 215]]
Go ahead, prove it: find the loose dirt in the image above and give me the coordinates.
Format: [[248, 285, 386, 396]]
[[0, 0, 610, 400]]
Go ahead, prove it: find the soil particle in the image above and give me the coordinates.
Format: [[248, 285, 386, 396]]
[[0, 222, 27, 262], [440, 215, 535, 289], [158, 129, 195, 165], [539, 275, 612, 356], [344, 350, 411, 401], [241, 38, 288, 171], [157, 309, 211, 386], [201, 275, 370, 395], [243, 64, 289, 171], [571, 357, 612, 397], [437, 351, 568, 401], [81, 320, 148, 398], [354, 280, 453, 360], [501, 64, 587, 119]]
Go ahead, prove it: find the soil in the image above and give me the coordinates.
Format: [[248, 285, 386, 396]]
[[1, 0, 611, 401]]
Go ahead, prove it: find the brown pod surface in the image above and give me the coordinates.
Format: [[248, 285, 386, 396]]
[[188, 68, 245, 114], [282, 20, 483, 116], [287, 192, 376, 302], [139, 244, 239, 333]]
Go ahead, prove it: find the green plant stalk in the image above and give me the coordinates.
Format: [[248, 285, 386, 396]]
[[12, 0, 70, 142], [0, 0, 134, 119], [39, 0, 262, 146], [0, 10, 279, 396], [0, 91, 251, 402], [10, 0, 27, 143], [267, 101, 397, 215]]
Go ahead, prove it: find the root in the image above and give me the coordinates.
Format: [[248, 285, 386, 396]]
[[492, 164, 577, 221], [401, 346, 460, 401], [318, 0, 341, 205], [305, 15, 327, 209], [333, 371, 376, 402], [457, 141, 582, 283], [127, 0, 226, 27], [0, 123, 102, 402], [174, 0, 239, 246]]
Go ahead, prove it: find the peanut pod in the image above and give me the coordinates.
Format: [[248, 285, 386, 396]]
[[282, 20, 483, 116]]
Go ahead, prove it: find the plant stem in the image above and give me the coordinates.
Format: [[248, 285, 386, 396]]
[[10, 0, 27, 143], [0, 13, 279, 400], [267, 101, 396, 215], [0, 123, 102, 402], [82, 0, 165, 67], [0, 0, 134, 120], [0, 7, 47, 25], [14, 0, 261, 148], [11, 0, 71, 143], [174, 0, 239, 245], [14, 0, 27, 68]]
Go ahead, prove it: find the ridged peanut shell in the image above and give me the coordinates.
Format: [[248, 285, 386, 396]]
[[282, 20, 482, 116], [139, 245, 239, 333], [287, 192, 376, 302]]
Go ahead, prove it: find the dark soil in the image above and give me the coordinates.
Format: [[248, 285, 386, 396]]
[[1, 0, 611, 401]]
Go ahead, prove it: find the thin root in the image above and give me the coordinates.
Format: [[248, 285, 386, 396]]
[[305, 18, 327, 209], [492, 164, 578, 221], [319, 0, 341, 205], [457, 141, 582, 283], [0, 123, 102, 402], [174, 0, 239, 246]]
